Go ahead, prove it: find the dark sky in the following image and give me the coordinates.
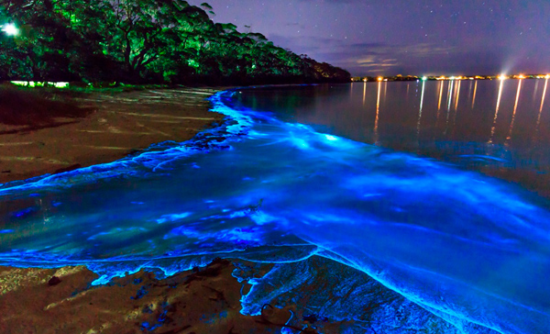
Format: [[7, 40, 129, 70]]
[[188, 0, 550, 76]]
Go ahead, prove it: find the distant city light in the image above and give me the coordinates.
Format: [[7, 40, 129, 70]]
[[1, 23, 18, 36], [354, 74, 544, 83], [546, 75, 550, 79]]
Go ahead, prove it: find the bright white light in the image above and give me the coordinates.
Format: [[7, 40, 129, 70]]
[[2, 23, 19, 36], [10, 81, 27, 86], [499, 75, 507, 80], [324, 134, 338, 142], [53, 82, 69, 88], [422, 76, 428, 81], [10, 81, 69, 88]]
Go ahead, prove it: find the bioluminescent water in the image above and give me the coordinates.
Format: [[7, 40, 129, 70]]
[[1, 84, 550, 333], [232, 80, 550, 198]]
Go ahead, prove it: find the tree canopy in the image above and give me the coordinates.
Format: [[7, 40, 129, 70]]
[[0, 0, 350, 85]]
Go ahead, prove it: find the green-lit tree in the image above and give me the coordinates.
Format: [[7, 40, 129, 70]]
[[100, 0, 212, 81], [0, 0, 350, 84]]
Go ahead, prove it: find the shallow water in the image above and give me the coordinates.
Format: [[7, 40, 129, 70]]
[[1, 85, 550, 333], [232, 80, 550, 199]]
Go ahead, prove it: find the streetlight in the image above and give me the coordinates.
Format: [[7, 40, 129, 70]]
[[1, 23, 19, 36]]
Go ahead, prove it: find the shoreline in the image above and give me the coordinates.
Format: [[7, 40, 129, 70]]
[[0, 86, 336, 334], [0, 87, 225, 185], [1, 86, 345, 334], [0, 87, 250, 333]]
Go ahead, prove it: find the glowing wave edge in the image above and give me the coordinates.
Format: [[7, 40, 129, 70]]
[[1, 89, 549, 333]]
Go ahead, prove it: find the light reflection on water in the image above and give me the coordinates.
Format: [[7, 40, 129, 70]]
[[233, 80, 550, 198]]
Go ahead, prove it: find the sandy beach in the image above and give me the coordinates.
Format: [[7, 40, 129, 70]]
[[0, 87, 224, 184]]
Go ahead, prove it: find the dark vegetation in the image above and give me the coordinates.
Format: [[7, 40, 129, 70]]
[[0, 0, 350, 86]]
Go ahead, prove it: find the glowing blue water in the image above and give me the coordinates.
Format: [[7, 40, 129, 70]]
[[1, 90, 549, 333]]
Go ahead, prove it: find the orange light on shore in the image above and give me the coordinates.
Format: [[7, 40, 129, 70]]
[[499, 75, 507, 80], [546, 75, 550, 79], [377, 77, 383, 82], [518, 75, 526, 79]]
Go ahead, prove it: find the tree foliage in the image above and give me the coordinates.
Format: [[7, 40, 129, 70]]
[[0, 0, 350, 85]]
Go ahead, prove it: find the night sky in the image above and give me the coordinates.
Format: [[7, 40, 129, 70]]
[[188, 0, 550, 76]]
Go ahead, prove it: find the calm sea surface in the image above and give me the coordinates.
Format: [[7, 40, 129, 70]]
[[232, 80, 550, 198]]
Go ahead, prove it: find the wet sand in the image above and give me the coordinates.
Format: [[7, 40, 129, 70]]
[[0, 260, 327, 334], [0, 87, 224, 184]]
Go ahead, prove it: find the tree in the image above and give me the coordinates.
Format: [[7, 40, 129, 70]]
[[0, 0, 350, 84], [98, 0, 213, 81]]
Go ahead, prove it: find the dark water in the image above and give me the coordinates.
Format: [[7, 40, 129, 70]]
[[2, 86, 550, 333], [232, 80, 550, 198]]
